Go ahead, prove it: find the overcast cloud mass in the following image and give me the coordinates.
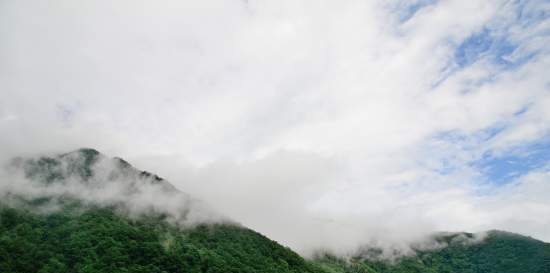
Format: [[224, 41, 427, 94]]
[[1, 0, 549, 256]]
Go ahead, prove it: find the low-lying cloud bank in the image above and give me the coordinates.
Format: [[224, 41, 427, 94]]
[[0, 148, 505, 260], [130, 151, 550, 257]]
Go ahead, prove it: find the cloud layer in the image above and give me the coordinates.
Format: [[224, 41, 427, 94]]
[[1, 0, 549, 255]]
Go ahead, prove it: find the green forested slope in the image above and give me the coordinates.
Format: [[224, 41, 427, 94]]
[[2, 204, 549, 273], [314, 231, 550, 273], [0, 148, 325, 273], [0, 205, 324, 273]]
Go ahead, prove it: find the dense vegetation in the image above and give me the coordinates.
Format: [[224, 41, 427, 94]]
[[0, 205, 324, 273], [1, 148, 325, 273], [314, 231, 550, 273], [2, 204, 549, 273]]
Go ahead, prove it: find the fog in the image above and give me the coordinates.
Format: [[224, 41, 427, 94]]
[[0, 148, 498, 259], [130, 151, 550, 256], [0, 150, 224, 226], [1, 0, 549, 257]]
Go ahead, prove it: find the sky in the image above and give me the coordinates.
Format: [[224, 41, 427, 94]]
[[1, 0, 549, 255]]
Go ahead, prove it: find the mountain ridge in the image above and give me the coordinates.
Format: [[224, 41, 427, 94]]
[[1, 148, 549, 273]]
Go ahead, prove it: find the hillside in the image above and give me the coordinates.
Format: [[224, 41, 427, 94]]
[[0, 148, 324, 273], [314, 231, 550, 273], [1, 148, 549, 273], [0, 205, 324, 273]]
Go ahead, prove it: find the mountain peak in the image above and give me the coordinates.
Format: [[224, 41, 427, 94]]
[[3, 148, 224, 226], [61, 147, 100, 158], [75, 147, 100, 155]]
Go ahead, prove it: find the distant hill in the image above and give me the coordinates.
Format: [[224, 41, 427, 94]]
[[1, 148, 549, 273], [314, 231, 550, 273]]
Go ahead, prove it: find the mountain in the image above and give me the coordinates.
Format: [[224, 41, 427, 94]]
[[314, 231, 550, 273], [0, 148, 325, 273], [0, 205, 325, 273], [4, 148, 214, 225], [1, 148, 549, 273]]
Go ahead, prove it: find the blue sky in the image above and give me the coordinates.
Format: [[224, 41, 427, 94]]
[[474, 141, 550, 184], [445, 0, 550, 187], [454, 28, 517, 68]]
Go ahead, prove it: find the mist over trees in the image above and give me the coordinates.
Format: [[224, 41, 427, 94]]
[[1, 149, 549, 273]]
